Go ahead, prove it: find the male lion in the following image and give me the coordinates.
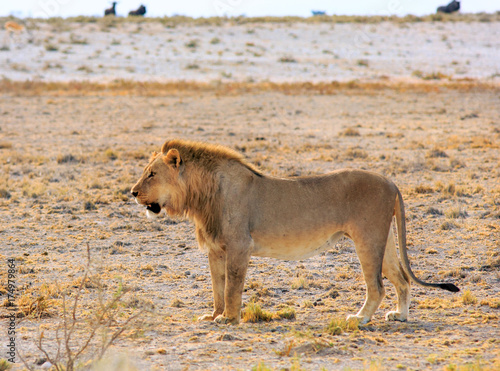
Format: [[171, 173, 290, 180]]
[[131, 139, 459, 325]]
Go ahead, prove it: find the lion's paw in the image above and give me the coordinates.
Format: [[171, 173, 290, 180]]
[[385, 311, 407, 322], [346, 314, 370, 325], [214, 315, 239, 325], [198, 314, 215, 322]]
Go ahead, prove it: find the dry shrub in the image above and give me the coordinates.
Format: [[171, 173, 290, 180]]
[[18, 244, 149, 371]]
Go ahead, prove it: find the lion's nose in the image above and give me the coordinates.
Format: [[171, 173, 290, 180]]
[[131, 191, 138, 198]]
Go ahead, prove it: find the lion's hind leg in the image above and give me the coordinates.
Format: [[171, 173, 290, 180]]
[[347, 240, 386, 325], [382, 227, 410, 322]]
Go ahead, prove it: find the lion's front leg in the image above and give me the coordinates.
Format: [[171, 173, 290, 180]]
[[198, 248, 226, 322], [214, 240, 252, 325]]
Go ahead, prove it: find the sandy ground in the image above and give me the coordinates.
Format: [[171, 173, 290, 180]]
[[0, 17, 499, 371], [0, 89, 499, 370], [1, 19, 499, 83]]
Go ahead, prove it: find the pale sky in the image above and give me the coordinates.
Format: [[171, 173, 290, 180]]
[[1, 0, 499, 19]]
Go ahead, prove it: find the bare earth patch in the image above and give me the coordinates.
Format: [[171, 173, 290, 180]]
[[0, 85, 499, 370]]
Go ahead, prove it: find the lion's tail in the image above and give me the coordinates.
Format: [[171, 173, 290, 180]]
[[395, 189, 460, 293]]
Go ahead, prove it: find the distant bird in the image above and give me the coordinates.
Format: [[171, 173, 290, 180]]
[[128, 5, 146, 16], [311, 10, 326, 16], [437, 0, 460, 13], [104, 2, 117, 16]]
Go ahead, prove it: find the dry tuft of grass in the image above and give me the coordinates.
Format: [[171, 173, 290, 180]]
[[415, 185, 434, 194], [291, 275, 309, 290], [17, 292, 55, 318], [344, 147, 368, 159], [339, 127, 361, 137], [326, 317, 360, 335], [170, 298, 184, 308], [427, 148, 448, 158], [242, 302, 273, 323], [445, 206, 468, 219], [275, 307, 296, 320], [440, 221, 460, 230], [57, 153, 82, 164], [0, 359, 12, 371], [462, 290, 477, 305]]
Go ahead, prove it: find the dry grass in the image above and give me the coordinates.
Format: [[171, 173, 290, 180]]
[[2, 90, 498, 370], [2, 13, 499, 28], [242, 302, 273, 323], [326, 317, 360, 335], [1, 80, 498, 97]]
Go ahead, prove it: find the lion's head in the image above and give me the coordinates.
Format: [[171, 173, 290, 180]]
[[131, 148, 186, 218]]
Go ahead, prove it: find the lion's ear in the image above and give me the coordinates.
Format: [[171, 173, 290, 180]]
[[149, 151, 159, 162], [163, 149, 183, 169]]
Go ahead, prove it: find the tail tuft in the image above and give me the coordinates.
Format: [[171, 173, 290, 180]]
[[439, 283, 460, 292]]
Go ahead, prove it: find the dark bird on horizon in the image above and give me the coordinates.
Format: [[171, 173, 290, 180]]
[[129, 5, 146, 16], [104, 2, 117, 16], [437, 0, 460, 14]]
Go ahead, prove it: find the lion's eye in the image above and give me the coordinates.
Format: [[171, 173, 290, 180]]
[[148, 172, 155, 178]]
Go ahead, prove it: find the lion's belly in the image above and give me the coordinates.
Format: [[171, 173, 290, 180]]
[[250, 231, 344, 260]]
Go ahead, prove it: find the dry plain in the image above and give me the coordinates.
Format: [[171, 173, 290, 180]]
[[0, 16, 499, 371]]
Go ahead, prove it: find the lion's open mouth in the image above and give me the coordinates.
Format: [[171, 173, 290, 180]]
[[146, 203, 161, 214]]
